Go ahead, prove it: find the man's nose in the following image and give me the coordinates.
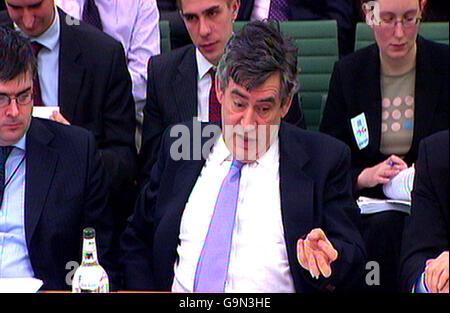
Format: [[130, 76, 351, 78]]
[[22, 9, 36, 30], [198, 17, 211, 37]]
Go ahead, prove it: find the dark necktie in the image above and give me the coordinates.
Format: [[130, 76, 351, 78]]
[[268, 0, 290, 21], [0, 146, 14, 208], [82, 0, 103, 31], [30, 42, 44, 107], [194, 160, 245, 292], [208, 68, 221, 123]]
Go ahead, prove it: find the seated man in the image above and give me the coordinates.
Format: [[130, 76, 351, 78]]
[[121, 20, 366, 292], [139, 0, 305, 185], [1, 0, 138, 235], [0, 27, 118, 291], [54, 0, 161, 150], [400, 130, 449, 293], [238, 0, 358, 57]]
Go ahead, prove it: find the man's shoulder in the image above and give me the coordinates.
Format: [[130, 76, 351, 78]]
[[29, 118, 93, 148], [150, 45, 196, 71], [58, 9, 122, 53]]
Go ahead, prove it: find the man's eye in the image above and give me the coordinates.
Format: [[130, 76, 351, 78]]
[[183, 15, 196, 22]]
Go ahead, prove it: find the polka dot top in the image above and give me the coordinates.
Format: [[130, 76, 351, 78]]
[[379, 67, 416, 156]]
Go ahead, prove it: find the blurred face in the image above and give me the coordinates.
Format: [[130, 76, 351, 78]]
[[369, 0, 422, 61], [218, 72, 292, 163], [6, 0, 55, 38], [180, 0, 238, 65], [0, 72, 33, 146]]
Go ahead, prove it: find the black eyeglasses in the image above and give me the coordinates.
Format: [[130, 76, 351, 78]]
[[0, 92, 33, 109]]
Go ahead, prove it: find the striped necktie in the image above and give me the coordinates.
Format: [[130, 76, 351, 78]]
[[268, 0, 290, 21], [82, 0, 103, 31], [194, 160, 245, 292], [30, 42, 44, 107], [208, 68, 221, 123]]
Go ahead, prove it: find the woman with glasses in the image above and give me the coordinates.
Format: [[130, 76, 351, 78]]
[[319, 0, 448, 292]]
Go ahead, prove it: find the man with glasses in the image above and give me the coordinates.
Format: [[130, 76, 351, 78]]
[[0, 26, 119, 291], [320, 0, 449, 292]]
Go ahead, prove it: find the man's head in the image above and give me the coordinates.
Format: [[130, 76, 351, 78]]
[[216, 21, 298, 162], [5, 0, 55, 38], [0, 27, 35, 146], [363, 0, 426, 61], [178, 0, 239, 65]]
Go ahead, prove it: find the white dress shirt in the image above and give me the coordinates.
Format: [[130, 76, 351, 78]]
[[250, 0, 271, 21], [0, 136, 34, 278], [16, 10, 60, 108], [55, 0, 161, 143], [172, 135, 295, 293], [195, 48, 215, 122]]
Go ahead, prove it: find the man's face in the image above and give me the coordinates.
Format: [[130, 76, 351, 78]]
[[0, 72, 33, 146], [6, 0, 55, 37], [370, 0, 421, 60], [180, 0, 238, 65], [218, 72, 292, 163]]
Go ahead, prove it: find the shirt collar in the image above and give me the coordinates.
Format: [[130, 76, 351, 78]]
[[12, 134, 27, 152], [15, 6, 60, 51], [196, 48, 215, 80], [211, 133, 279, 169]]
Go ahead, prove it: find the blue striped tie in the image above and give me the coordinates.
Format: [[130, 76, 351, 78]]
[[82, 0, 103, 31], [268, 0, 290, 21]]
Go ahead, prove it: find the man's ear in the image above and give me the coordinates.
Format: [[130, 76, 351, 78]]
[[215, 77, 225, 104], [281, 94, 294, 119]]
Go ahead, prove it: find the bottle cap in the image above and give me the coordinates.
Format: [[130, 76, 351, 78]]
[[83, 227, 95, 239]]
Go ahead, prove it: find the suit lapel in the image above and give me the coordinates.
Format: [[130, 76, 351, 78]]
[[57, 9, 85, 122], [24, 119, 59, 247], [278, 123, 314, 245], [173, 46, 198, 121]]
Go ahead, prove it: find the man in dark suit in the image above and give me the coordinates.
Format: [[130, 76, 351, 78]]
[[237, 0, 358, 57], [0, 27, 118, 290], [140, 0, 305, 184], [1, 0, 137, 233], [121, 21, 365, 292], [400, 130, 449, 293]]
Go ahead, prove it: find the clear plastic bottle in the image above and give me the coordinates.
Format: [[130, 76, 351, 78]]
[[72, 228, 109, 293]]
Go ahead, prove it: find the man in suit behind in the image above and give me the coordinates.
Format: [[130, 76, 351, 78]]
[[400, 130, 449, 293], [0, 26, 118, 290], [121, 20, 366, 292], [139, 0, 305, 185], [237, 0, 358, 57], [1, 0, 137, 234]]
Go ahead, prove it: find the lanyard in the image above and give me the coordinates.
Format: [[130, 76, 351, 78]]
[[4, 155, 26, 190]]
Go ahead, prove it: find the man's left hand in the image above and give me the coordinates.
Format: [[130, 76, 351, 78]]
[[297, 228, 338, 279]]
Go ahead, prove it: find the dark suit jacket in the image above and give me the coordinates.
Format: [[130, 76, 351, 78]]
[[320, 36, 449, 198], [139, 44, 306, 185], [24, 118, 118, 291], [0, 9, 137, 191], [122, 120, 366, 292], [238, 0, 358, 57], [399, 130, 449, 292]]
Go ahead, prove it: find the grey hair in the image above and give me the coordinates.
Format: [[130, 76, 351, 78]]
[[216, 20, 299, 106]]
